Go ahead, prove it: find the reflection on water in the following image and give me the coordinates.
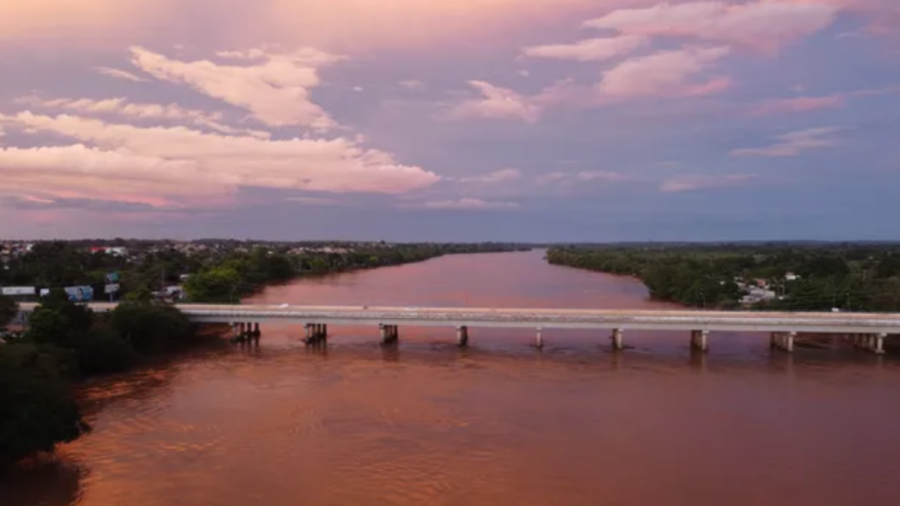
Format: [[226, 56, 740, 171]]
[[3, 250, 900, 506]]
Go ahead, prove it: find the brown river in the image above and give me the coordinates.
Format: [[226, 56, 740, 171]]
[[3, 250, 900, 506]]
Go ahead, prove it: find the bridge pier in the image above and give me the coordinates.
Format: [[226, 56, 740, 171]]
[[851, 333, 886, 354], [770, 331, 796, 353], [690, 330, 709, 353], [610, 328, 624, 351], [253, 322, 261, 338], [535, 328, 544, 349], [381, 324, 398, 344], [457, 326, 469, 347], [304, 323, 327, 345]]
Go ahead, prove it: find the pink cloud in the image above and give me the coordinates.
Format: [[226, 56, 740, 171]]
[[129, 46, 342, 129], [660, 173, 757, 192], [537, 170, 637, 185], [458, 168, 522, 184], [398, 80, 426, 90], [420, 198, 520, 210], [752, 94, 846, 115], [730, 126, 842, 157], [16, 95, 270, 138], [0, 111, 441, 205], [597, 46, 732, 98], [95, 67, 149, 82], [751, 85, 900, 115], [522, 35, 648, 62], [778, 0, 900, 38], [0, 144, 214, 207], [587, 1, 838, 52], [443, 81, 543, 123]]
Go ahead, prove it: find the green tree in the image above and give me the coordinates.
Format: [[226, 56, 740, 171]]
[[0, 343, 90, 465], [183, 267, 243, 303]]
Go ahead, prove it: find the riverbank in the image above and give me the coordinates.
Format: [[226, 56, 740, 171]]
[[0, 240, 533, 305], [546, 244, 900, 312], [183, 243, 533, 303]]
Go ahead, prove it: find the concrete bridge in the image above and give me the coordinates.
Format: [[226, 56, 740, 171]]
[[15, 303, 900, 354]]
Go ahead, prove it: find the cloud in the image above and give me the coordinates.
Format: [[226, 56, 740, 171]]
[[750, 85, 900, 115], [443, 80, 543, 123], [751, 95, 846, 115], [522, 35, 648, 62], [597, 46, 732, 98], [129, 46, 342, 130], [16, 95, 271, 138], [586, 1, 838, 52], [458, 168, 522, 184], [0, 112, 440, 206], [0, 144, 213, 207], [730, 126, 843, 157], [285, 196, 344, 206], [95, 67, 149, 82], [660, 173, 757, 192], [445, 44, 733, 119], [537, 170, 636, 185], [420, 198, 520, 210], [399, 80, 426, 90], [214, 48, 270, 60]]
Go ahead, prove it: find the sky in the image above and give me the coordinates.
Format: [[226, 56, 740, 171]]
[[1, 0, 898, 242]]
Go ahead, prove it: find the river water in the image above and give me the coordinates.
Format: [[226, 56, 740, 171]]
[[3, 250, 899, 506]]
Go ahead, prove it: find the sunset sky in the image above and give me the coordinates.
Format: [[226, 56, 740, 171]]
[[1, 0, 898, 241]]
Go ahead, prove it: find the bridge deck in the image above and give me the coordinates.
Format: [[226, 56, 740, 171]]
[[17, 303, 900, 334]]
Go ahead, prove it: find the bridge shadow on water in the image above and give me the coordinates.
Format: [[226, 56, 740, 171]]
[[224, 324, 898, 380]]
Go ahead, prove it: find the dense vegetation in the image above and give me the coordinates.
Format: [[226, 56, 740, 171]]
[[547, 243, 900, 312], [1, 241, 531, 303], [0, 292, 197, 466]]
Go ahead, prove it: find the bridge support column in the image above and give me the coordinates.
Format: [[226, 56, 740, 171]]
[[610, 328, 624, 351], [253, 322, 261, 338], [852, 333, 886, 354], [381, 324, 398, 344], [535, 328, 544, 349], [690, 330, 709, 353], [238, 322, 246, 342], [304, 323, 327, 345], [457, 326, 469, 347], [770, 331, 795, 353]]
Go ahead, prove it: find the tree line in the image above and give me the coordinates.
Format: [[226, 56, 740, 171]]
[[546, 244, 900, 312], [1, 241, 531, 304]]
